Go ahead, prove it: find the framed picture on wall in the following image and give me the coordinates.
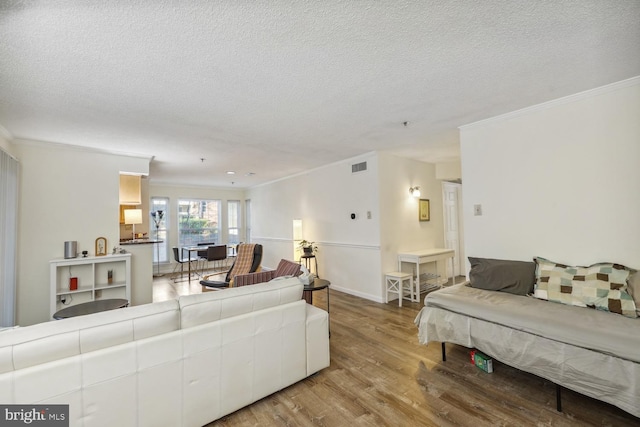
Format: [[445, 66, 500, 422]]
[[419, 199, 430, 221]]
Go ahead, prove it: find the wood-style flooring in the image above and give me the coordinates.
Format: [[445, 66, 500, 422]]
[[151, 274, 639, 426]]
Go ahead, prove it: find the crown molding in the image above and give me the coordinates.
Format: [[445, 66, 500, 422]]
[[249, 151, 377, 190], [11, 138, 153, 161], [0, 124, 14, 141], [148, 179, 248, 192]]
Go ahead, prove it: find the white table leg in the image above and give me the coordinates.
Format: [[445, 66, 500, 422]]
[[450, 256, 455, 286], [415, 262, 421, 302]]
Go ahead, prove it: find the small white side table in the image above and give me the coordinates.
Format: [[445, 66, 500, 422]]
[[397, 248, 456, 302], [385, 272, 414, 307]]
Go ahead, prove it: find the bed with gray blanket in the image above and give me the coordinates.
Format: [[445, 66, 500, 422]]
[[414, 257, 640, 418]]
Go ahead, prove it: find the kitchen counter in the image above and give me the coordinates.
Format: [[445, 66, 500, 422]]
[[117, 242, 162, 305], [120, 239, 162, 245]]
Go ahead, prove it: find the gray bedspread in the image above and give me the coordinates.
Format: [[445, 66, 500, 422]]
[[416, 283, 640, 363], [414, 283, 640, 418]]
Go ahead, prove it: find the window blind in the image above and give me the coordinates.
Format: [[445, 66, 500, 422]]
[[0, 148, 18, 326]]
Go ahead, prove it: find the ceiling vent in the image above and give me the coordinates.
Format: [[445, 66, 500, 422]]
[[351, 161, 367, 173]]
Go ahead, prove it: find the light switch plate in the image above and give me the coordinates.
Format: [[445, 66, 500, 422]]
[[474, 204, 482, 216]]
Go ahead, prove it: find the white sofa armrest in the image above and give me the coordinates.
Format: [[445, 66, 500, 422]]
[[305, 304, 330, 376]]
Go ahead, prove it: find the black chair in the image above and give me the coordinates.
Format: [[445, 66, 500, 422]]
[[200, 243, 262, 289], [171, 247, 199, 281], [196, 242, 216, 258], [195, 242, 216, 272], [200, 244, 227, 273]]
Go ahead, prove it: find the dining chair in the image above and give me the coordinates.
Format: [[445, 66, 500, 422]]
[[171, 246, 199, 281], [196, 241, 216, 258], [200, 244, 227, 274]]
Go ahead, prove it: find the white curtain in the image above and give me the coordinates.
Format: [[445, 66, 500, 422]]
[[0, 148, 18, 327]]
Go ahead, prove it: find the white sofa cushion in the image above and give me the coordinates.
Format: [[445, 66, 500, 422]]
[[179, 278, 303, 329], [0, 300, 179, 372]]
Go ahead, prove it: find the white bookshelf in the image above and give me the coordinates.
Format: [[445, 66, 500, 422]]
[[50, 253, 131, 319]]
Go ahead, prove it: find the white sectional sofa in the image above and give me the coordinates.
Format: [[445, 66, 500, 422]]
[[0, 278, 330, 426]]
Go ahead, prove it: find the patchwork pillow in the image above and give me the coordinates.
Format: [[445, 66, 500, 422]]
[[533, 257, 637, 318], [468, 257, 536, 295]]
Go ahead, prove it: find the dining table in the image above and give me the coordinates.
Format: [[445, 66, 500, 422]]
[[181, 246, 203, 281]]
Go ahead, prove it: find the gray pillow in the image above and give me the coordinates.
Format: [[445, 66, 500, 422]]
[[468, 257, 536, 295]]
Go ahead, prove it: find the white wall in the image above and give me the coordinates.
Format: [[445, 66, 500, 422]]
[[435, 160, 462, 181], [14, 140, 149, 325], [248, 152, 445, 303], [378, 153, 445, 292], [247, 153, 383, 301], [149, 183, 246, 273], [460, 77, 640, 269]]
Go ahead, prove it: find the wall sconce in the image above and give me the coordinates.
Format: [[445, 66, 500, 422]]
[[409, 186, 421, 198]]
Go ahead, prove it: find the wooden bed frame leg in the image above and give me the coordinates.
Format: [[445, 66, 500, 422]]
[[441, 342, 446, 362], [556, 384, 562, 412]]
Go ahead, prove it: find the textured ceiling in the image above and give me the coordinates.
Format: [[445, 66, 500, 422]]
[[1, 1, 639, 188]]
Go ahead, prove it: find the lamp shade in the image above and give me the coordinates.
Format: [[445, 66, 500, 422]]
[[124, 209, 143, 225], [292, 219, 303, 241]]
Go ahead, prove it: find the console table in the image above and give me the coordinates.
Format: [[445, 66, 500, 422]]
[[397, 248, 455, 302]]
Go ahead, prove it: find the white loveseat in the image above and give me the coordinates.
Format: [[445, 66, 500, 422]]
[[0, 278, 330, 426]]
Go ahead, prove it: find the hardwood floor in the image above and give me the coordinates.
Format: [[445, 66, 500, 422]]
[[151, 275, 640, 426], [152, 266, 228, 301]]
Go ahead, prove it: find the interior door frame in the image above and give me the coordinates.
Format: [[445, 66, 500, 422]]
[[442, 181, 464, 278]]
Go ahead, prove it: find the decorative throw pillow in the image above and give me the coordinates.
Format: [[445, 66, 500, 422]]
[[533, 257, 637, 318], [468, 257, 536, 295], [275, 259, 302, 277]]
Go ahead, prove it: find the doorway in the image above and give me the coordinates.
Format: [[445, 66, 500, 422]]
[[442, 182, 464, 278]]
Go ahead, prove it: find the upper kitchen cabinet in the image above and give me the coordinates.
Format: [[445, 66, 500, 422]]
[[119, 174, 141, 205]]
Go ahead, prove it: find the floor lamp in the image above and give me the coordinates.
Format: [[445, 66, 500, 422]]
[[151, 210, 164, 277]]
